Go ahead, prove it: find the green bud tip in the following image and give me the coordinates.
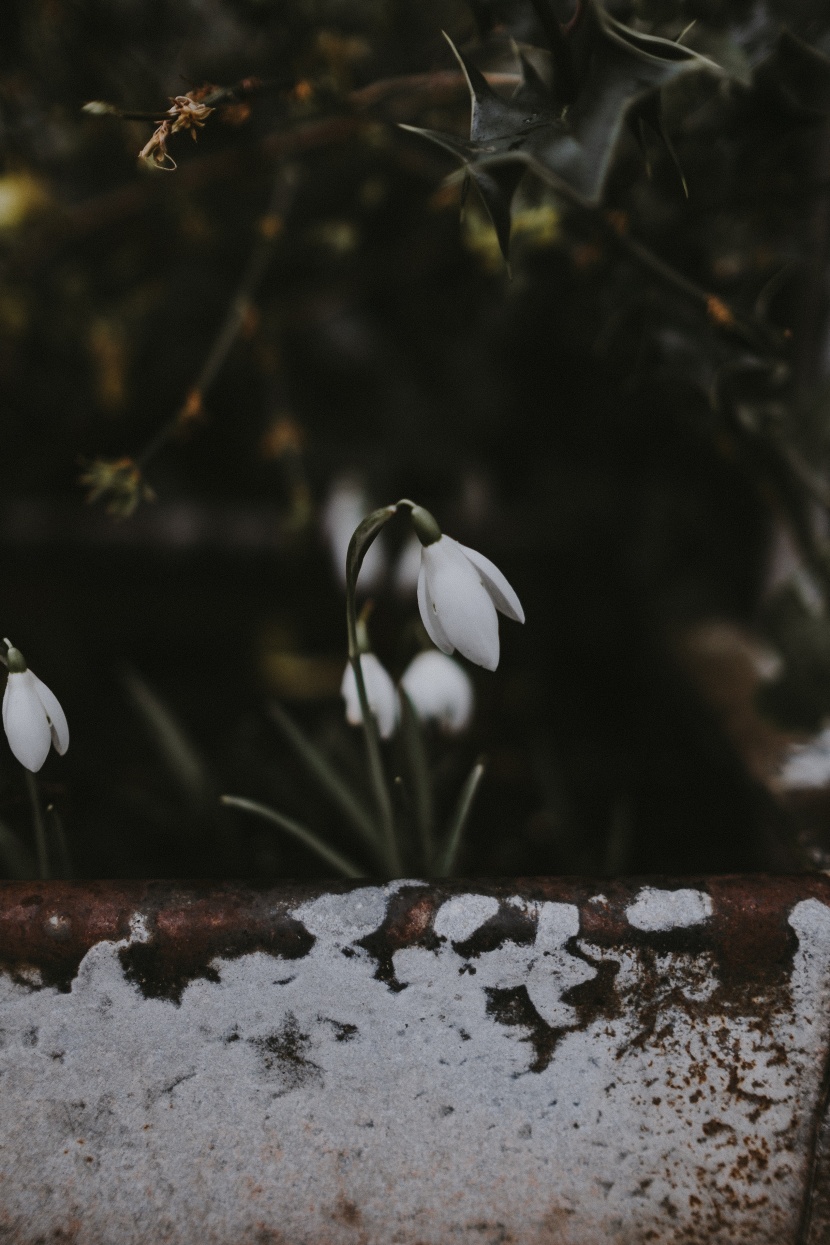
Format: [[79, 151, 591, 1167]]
[[410, 505, 442, 547], [4, 640, 26, 673]]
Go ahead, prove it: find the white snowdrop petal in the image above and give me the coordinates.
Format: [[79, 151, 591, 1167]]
[[340, 663, 362, 727], [3, 671, 52, 772], [417, 562, 454, 655], [31, 674, 69, 755], [400, 650, 474, 733], [423, 539, 500, 671], [341, 654, 399, 739], [452, 539, 525, 623]]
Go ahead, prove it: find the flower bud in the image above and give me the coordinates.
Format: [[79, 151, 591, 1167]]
[[341, 654, 399, 739]]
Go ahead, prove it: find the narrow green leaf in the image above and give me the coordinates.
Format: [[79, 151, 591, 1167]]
[[220, 795, 364, 879], [24, 770, 49, 881], [268, 701, 380, 851], [602, 797, 632, 877], [46, 804, 73, 880], [435, 759, 486, 878], [0, 818, 36, 879], [123, 668, 212, 809], [399, 691, 434, 870]]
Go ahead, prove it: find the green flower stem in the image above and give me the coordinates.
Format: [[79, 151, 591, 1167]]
[[435, 758, 486, 878], [400, 691, 434, 870], [220, 795, 364, 879], [46, 804, 74, 880], [345, 505, 402, 876], [24, 769, 49, 881]]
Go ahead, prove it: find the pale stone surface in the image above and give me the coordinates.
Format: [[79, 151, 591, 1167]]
[[0, 883, 827, 1243]]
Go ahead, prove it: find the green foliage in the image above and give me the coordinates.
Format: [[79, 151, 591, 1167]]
[[403, 1, 718, 257], [4, 0, 830, 877]]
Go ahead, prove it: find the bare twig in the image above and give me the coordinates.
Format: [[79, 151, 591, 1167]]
[[134, 166, 299, 473], [599, 216, 786, 354], [11, 68, 520, 278]]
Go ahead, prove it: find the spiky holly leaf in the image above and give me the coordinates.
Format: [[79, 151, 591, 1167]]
[[402, 0, 717, 259], [402, 36, 557, 259]]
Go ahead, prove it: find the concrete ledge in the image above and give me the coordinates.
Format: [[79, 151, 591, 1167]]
[[1, 876, 829, 1243]]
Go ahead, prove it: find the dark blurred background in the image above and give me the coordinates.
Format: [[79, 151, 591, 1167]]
[[2, 0, 830, 880]]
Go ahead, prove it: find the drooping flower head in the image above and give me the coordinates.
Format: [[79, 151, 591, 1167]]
[[400, 649, 474, 734], [411, 506, 524, 671], [2, 641, 69, 772]]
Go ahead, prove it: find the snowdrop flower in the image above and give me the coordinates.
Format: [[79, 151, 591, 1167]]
[[322, 475, 386, 592], [2, 642, 69, 772], [411, 506, 524, 671], [400, 650, 474, 734], [779, 727, 830, 791], [341, 653, 399, 739]]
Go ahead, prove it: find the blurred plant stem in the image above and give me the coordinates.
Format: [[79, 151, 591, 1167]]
[[603, 795, 632, 877], [400, 691, 434, 868], [0, 818, 36, 880], [24, 770, 48, 881], [220, 795, 363, 877], [135, 166, 300, 475], [435, 759, 486, 877], [47, 804, 73, 880], [268, 701, 381, 852]]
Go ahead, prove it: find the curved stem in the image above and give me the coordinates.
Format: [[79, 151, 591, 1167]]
[[220, 795, 364, 878], [435, 759, 486, 877], [345, 505, 403, 876]]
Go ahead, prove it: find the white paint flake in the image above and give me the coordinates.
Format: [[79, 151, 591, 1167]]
[[433, 893, 499, 943], [625, 886, 713, 932]]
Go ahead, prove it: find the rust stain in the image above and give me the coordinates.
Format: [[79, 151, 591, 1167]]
[[0, 880, 315, 1000], [1, 876, 830, 1242]]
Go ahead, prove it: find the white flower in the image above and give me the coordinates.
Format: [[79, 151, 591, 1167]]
[[2, 644, 69, 772], [779, 727, 830, 791], [400, 650, 474, 733], [322, 475, 386, 592], [416, 535, 524, 670], [341, 653, 399, 739]]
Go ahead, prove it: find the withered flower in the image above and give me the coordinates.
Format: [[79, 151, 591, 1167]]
[[79, 456, 155, 519], [138, 92, 215, 171]]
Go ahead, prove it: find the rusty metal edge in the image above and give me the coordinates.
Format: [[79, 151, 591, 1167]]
[[4, 872, 830, 1242]]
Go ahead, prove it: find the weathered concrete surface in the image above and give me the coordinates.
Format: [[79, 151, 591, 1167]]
[[0, 876, 829, 1243]]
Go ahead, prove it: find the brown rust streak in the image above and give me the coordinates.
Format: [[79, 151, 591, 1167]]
[[0, 880, 320, 1000]]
